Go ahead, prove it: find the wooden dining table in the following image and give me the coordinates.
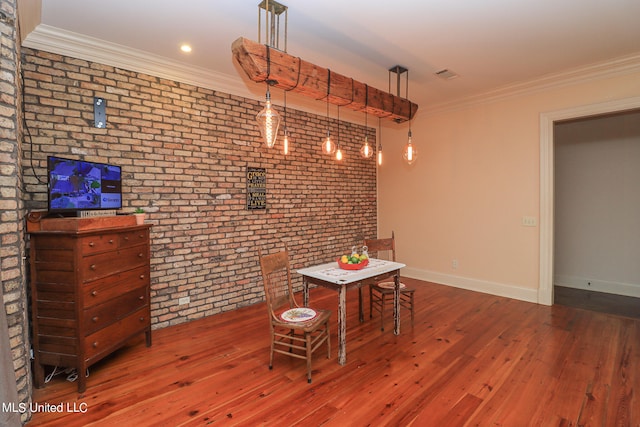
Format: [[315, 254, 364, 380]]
[[297, 258, 406, 365]]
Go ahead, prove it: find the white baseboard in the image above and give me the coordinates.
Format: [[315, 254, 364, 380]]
[[554, 275, 640, 298], [402, 267, 539, 304]]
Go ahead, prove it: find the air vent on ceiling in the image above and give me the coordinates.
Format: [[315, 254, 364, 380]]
[[435, 69, 459, 80]]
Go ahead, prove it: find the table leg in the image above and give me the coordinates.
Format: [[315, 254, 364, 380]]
[[303, 277, 309, 306], [358, 288, 364, 323], [394, 271, 401, 335], [338, 286, 346, 365]]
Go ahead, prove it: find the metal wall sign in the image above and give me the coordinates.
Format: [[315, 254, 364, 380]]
[[247, 167, 266, 210]]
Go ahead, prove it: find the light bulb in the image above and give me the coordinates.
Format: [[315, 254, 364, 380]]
[[403, 131, 417, 165], [256, 88, 281, 148], [336, 147, 343, 161], [360, 136, 373, 159], [377, 150, 383, 166], [283, 132, 289, 155], [321, 132, 336, 155]]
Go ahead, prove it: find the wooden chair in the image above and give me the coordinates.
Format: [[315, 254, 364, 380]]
[[364, 232, 415, 331], [258, 247, 331, 383]]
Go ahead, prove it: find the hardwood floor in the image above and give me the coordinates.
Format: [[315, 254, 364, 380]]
[[554, 285, 640, 320], [29, 279, 640, 426]]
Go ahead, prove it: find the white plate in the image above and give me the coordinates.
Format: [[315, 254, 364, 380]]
[[377, 282, 406, 290], [280, 308, 317, 322]]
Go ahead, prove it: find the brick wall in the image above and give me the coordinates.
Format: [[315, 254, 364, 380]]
[[20, 48, 377, 329], [1, 0, 32, 422]]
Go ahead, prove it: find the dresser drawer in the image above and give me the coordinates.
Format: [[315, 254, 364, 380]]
[[84, 286, 148, 335], [84, 306, 150, 361], [119, 228, 149, 249], [81, 245, 149, 282], [83, 266, 148, 309], [80, 233, 119, 255]]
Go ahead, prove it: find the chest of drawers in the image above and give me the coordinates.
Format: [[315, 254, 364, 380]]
[[28, 222, 152, 393]]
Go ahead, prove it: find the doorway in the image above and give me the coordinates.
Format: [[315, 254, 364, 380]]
[[538, 96, 640, 306]]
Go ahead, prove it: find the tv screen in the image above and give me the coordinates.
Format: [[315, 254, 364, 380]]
[[47, 156, 122, 212]]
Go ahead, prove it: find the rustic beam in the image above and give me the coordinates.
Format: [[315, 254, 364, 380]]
[[231, 37, 418, 123]]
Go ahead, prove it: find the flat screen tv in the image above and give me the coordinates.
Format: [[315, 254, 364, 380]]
[[47, 156, 122, 214]]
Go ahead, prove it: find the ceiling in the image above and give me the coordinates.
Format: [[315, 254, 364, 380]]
[[20, 0, 640, 118]]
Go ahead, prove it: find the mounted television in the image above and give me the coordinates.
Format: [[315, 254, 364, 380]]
[[47, 156, 122, 214]]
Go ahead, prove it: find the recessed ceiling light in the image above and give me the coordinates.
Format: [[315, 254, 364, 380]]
[[180, 44, 192, 53]]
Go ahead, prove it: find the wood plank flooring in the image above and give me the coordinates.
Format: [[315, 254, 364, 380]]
[[29, 279, 640, 426], [555, 286, 640, 320]]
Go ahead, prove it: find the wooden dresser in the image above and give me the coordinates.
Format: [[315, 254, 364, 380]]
[[27, 216, 152, 393]]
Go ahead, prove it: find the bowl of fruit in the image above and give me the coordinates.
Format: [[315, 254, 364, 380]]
[[337, 253, 369, 270]]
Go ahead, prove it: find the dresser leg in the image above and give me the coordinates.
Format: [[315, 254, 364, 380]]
[[77, 363, 87, 393], [145, 328, 152, 347], [33, 362, 44, 389]]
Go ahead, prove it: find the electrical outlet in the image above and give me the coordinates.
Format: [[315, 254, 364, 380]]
[[452, 259, 459, 270], [178, 296, 190, 305], [522, 216, 537, 227]]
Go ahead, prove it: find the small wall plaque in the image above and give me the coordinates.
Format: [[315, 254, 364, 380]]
[[247, 167, 266, 210]]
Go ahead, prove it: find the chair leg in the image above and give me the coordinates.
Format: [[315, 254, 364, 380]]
[[369, 285, 373, 319], [380, 292, 386, 331], [326, 321, 331, 359], [269, 332, 275, 370], [410, 292, 415, 327], [306, 332, 312, 384]]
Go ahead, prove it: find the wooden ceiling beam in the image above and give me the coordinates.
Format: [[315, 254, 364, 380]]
[[232, 37, 418, 123]]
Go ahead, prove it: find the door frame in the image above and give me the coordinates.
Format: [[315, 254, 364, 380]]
[[538, 96, 640, 305]]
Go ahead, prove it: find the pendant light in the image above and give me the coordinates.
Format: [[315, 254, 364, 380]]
[[377, 117, 383, 166], [256, 86, 281, 148], [283, 90, 290, 155], [321, 70, 336, 155], [335, 106, 343, 161], [401, 69, 417, 165], [360, 85, 374, 159]]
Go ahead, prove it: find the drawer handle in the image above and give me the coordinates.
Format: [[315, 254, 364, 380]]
[[92, 342, 98, 348], [139, 274, 145, 280], [138, 295, 144, 301], [139, 234, 144, 238], [139, 317, 145, 322], [90, 264, 97, 270], [88, 241, 95, 247], [109, 239, 114, 244], [124, 236, 129, 241], [92, 316, 98, 323], [91, 290, 98, 297], [138, 253, 143, 258]]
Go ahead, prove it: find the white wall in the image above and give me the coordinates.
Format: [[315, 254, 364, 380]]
[[554, 110, 640, 297], [377, 66, 640, 304]]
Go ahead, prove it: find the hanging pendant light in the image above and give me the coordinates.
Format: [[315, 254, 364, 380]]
[[283, 90, 290, 155], [403, 128, 417, 165], [402, 102, 417, 164], [321, 70, 336, 155], [360, 85, 373, 159], [377, 118, 383, 166], [256, 86, 281, 148], [403, 70, 417, 165], [335, 106, 343, 161]]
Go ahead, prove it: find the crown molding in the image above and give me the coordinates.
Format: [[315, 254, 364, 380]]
[[425, 52, 640, 114]]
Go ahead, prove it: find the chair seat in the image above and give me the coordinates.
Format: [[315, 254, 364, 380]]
[[273, 308, 332, 332]]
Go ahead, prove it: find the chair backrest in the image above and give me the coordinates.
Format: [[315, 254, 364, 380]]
[[258, 247, 297, 321], [363, 231, 396, 262]]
